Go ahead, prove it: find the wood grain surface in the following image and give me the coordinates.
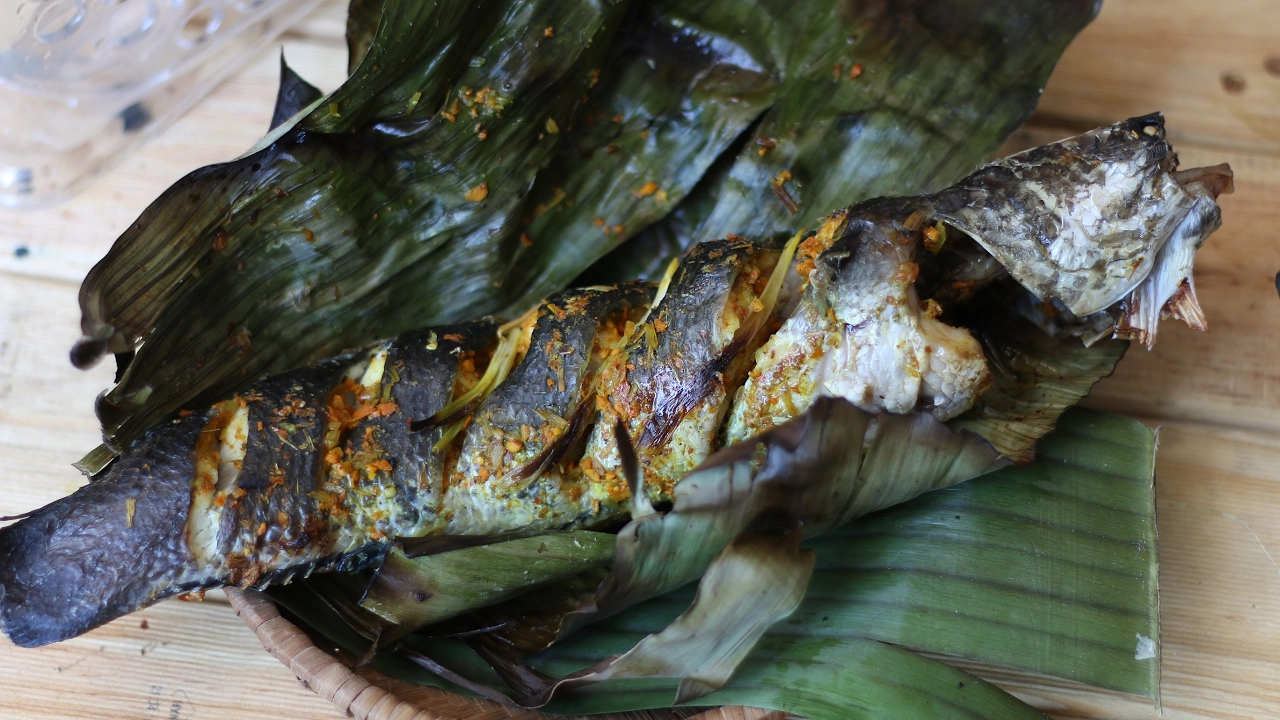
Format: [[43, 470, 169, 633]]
[[1, 1, 1278, 718]]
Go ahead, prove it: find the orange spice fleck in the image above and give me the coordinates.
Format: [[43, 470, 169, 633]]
[[465, 182, 489, 202], [923, 224, 945, 253], [894, 262, 920, 284]]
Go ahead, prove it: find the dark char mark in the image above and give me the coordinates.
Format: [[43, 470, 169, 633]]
[[634, 237, 783, 448], [471, 283, 654, 482]]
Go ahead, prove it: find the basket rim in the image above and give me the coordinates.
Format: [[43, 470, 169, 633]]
[[226, 587, 781, 720]]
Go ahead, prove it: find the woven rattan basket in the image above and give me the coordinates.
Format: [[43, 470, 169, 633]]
[[227, 588, 785, 720]]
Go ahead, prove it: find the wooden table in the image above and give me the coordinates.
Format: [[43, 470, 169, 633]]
[[2, 1, 1278, 718]]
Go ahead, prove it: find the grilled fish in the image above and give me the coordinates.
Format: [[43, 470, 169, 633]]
[[0, 114, 1228, 647]]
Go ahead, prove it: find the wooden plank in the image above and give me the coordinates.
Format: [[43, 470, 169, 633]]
[[1039, 0, 1280, 155], [999, 123, 1280, 435]]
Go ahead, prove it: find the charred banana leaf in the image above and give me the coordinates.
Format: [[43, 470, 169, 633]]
[[75, 0, 629, 451], [581, 0, 1102, 283]]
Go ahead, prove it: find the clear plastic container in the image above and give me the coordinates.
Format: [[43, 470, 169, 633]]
[[0, 0, 324, 208]]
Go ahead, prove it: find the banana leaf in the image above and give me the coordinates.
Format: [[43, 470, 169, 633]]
[[267, 406, 1158, 717], [363, 531, 617, 632], [72, 0, 1098, 452], [578, 0, 1102, 282], [75, 0, 629, 450]]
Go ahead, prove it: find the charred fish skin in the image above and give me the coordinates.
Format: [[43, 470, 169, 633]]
[[585, 236, 787, 502], [0, 414, 209, 648], [343, 322, 498, 536], [199, 321, 497, 582], [446, 284, 654, 534], [202, 358, 356, 586], [0, 322, 494, 648]]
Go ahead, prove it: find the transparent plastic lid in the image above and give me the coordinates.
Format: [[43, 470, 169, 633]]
[[0, 0, 323, 208]]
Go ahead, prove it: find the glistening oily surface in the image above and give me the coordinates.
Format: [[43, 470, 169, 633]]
[[0, 2, 1279, 720]]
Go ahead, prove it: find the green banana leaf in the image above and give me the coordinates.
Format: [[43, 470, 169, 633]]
[[267, 407, 1157, 717], [788, 410, 1160, 698], [363, 531, 617, 632], [72, 0, 1098, 451]]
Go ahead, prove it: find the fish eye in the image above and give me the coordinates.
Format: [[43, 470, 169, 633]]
[[1142, 125, 1159, 136]]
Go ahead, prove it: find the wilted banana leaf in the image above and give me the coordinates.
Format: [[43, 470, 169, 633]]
[[952, 284, 1130, 463], [343, 0, 381, 74], [268, 407, 1156, 717], [75, 0, 629, 450], [74, 0, 1098, 452], [553, 399, 1004, 644], [526, 528, 818, 706], [496, 0, 786, 303]]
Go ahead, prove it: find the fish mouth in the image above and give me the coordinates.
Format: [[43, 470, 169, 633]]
[[1114, 162, 1233, 348]]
